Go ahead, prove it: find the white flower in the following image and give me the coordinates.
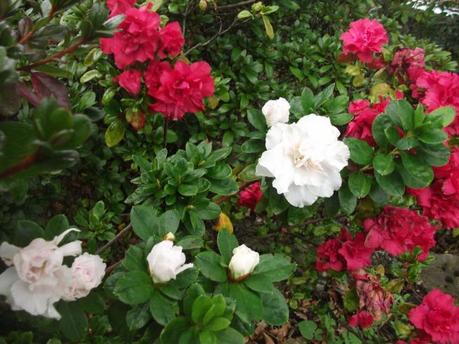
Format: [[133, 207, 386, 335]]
[[62, 253, 106, 300], [228, 244, 260, 280], [0, 228, 81, 319], [256, 114, 350, 207], [262, 97, 290, 127], [146, 240, 193, 284]]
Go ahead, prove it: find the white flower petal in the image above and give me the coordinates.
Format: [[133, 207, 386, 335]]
[[0, 242, 20, 266]]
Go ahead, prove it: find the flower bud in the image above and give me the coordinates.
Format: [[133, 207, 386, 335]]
[[261, 98, 290, 127], [163, 232, 175, 241], [147, 240, 193, 284], [228, 244, 259, 281]]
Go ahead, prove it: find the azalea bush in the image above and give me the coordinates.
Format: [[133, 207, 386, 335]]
[[1, 0, 459, 343]]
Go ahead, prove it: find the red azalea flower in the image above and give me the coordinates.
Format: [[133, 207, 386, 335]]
[[339, 232, 374, 271], [106, 0, 136, 17], [144, 60, 172, 96], [316, 229, 374, 272], [100, 5, 161, 69], [340, 18, 389, 63], [363, 206, 437, 261], [408, 289, 459, 344], [409, 148, 459, 229], [353, 271, 393, 321], [415, 70, 459, 136], [115, 69, 142, 95], [349, 311, 374, 329], [158, 22, 185, 59], [238, 182, 263, 210], [148, 61, 214, 120]]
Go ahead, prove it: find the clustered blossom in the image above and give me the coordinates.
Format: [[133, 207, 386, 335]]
[[340, 18, 388, 64], [238, 182, 263, 210], [409, 148, 459, 229], [363, 206, 437, 261], [100, 2, 214, 123], [256, 114, 350, 207], [0, 229, 105, 319], [315, 229, 374, 272], [408, 289, 459, 344]]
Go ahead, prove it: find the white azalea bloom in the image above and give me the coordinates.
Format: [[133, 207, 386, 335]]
[[147, 240, 193, 284], [262, 97, 290, 127], [256, 114, 350, 207], [0, 228, 82, 319], [228, 244, 260, 280], [62, 253, 106, 300]]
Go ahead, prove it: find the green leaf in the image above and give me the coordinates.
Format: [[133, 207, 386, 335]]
[[300, 87, 315, 113], [252, 254, 295, 282], [298, 320, 317, 340], [177, 235, 204, 250], [126, 303, 150, 330], [149, 290, 178, 326], [215, 327, 245, 344], [183, 283, 206, 317], [195, 251, 227, 282], [261, 288, 289, 326], [178, 183, 199, 196], [192, 295, 214, 324], [217, 230, 238, 264], [105, 120, 125, 147], [373, 152, 395, 176], [372, 114, 392, 148], [415, 127, 448, 145], [159, 209, 180, 235], [241, 139, 265, 154], [343, 289, 359, 312], [348, 172, 372, 198], [428, 106, 456, 128], [338, 184, 357, 215], [57, 302, 88, 342], [247, 109, 267, 131], [244, 274, 273, 294], [160, 317, 190, 344], [228, 284, 263, 323], [396, 137, 419, 150], [114, 271, 153, 305], [261, 15, 274, 39], [199, 330, 217, 344], [374, 171, 405, 197], [205, 317, 231, 332], [44, 214, 69, 240], [130, 205, 158, 241], [384, 100, 414, 131], [202, 295, 226, 324], [417, 144, 450, 167], [14, 220, 45, 246], [344, 138, 374, 165], [122, 245, 146, 272], [399, 152, 434, 188]]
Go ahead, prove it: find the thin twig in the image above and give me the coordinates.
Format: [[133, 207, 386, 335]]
[[96, 223, 132, 255], [217, 0, 257, 10], [184, 17, 242, 56], [18, 37, 86, 71]]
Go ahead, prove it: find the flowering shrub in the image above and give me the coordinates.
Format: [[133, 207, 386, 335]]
[[0, 0, 458, 343]]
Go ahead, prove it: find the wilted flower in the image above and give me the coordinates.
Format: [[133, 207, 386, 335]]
[[262, 97, 290, 127], [354, 271, 393, 321], [256, 114, 349, 207], [228, 244, 259, 280], [146, 240, 193, 284]]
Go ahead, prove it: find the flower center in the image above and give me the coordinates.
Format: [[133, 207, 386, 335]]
[[291, 145, 321, 170]]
